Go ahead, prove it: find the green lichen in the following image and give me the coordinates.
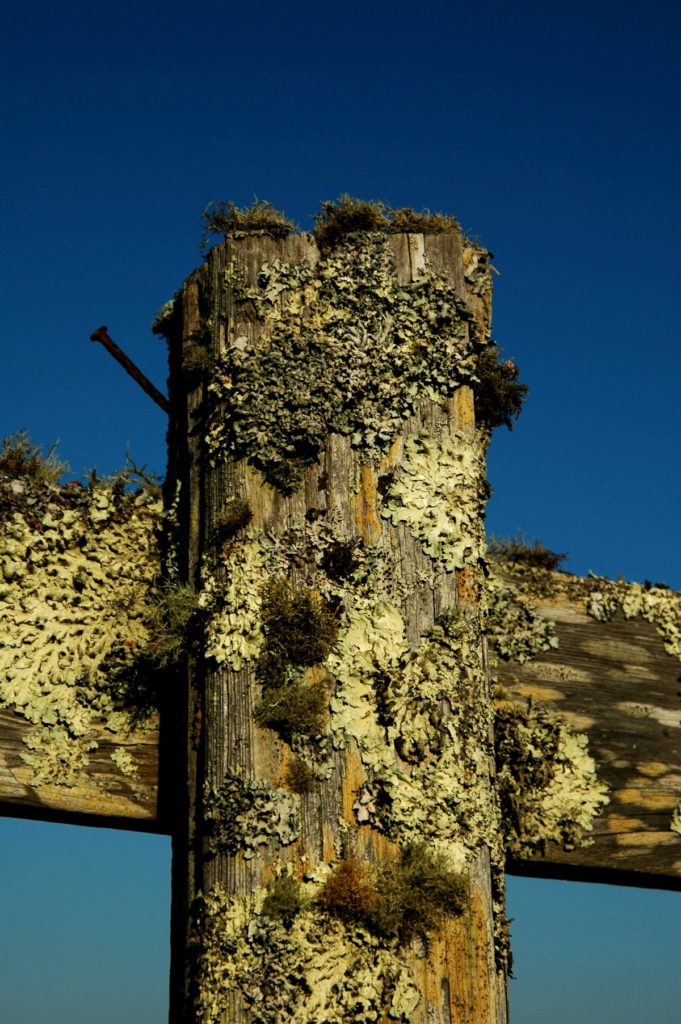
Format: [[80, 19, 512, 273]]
[[21, 726, 98, 786], [151, 298, 177, 337], [192, 885, 420, 1024], [585, 577, 681, 660], [111, 747, 138, 777], [204, 771, 301, 858], [206, 235, 480, 492], [0, 474, 161, 785], [491, 557, 681, 665], [381, 430, 487, 571], [494, 700, 609, 857]]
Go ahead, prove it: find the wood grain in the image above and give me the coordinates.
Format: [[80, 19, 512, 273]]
[[0, 707, 161, 830], [492, 571, 681, 888]]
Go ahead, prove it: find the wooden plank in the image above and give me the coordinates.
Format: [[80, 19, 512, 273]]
[[491, 563, 681, 887], [0, 472, 164, 828], [0, 708, 161, 829]]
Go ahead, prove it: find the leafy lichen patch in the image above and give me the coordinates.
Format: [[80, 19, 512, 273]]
[[111, 747, 138, 777], [585, 577, 681, 660], [206, 235, 480, 492], [486, 571, 559, 663], [487, 558, 681, 666], [330, 599, 498, 871], [20, 726, 98, 786], [494, 700, 609, 857], [199, 531, 281, 670], [192, 884, 420, 1024], [0, 474, 161, 785], [381, 430, 487, 571], [204, 771, 301, 858]]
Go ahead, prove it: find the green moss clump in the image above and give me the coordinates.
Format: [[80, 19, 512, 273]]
[[183, 341, 212, 376], [488, 533, 567, 572], [201, 199, 296, 251], [314, 195, 391, 248], [473, 345, 528, 430], [261, 874, 306, 925], [388, 207, 460, 234], [318, 845, 467, 943], [145, 581, 200, 666], [372, 844, 467, 941], [314, 195, 461, 249], [285, 756, 317, 794], [215, 497, 253, 541], [254, 578, 336, 740], [317, 857, 379, 923], [0, 431, 66, 483], [261, 578, 338, 670], [254, 677, 328, 739]]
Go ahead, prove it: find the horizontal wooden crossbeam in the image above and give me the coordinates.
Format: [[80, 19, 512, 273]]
[[492, 566, 681, 889], [0, 707, 162, 831], [1, 557, 680, 883]]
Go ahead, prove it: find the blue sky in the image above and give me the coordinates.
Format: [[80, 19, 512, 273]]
[[1, 1, 680, 1020]]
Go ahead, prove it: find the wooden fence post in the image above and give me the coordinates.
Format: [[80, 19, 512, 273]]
[[163, 227, 508, 1023]]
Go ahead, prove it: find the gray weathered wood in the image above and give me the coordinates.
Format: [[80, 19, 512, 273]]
[[167, 230, 507, 1024], [492, 566, 681, 887]]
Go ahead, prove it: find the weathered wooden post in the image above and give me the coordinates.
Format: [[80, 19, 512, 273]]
[[160, 207, 510, 1023]]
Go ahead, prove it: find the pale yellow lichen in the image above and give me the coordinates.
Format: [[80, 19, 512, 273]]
[[111, 747, 138, 777], [204, 772, 301, 858], [381, 431, 487, 571], [20, 726, 98, 786], [207, 236, 480, 492], [328, 596, 408, 771], [495, 700, 609, 856], [587, 580, 681, 660], [192, 885, 420, 1024], [0, 482, 161, 784], [486, 569, 559, 663], [199, 531, 281, 669], [330, 598, 497, 871]]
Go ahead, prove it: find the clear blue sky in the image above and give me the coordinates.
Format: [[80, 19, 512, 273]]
[[1, 1, 680, 1021]]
